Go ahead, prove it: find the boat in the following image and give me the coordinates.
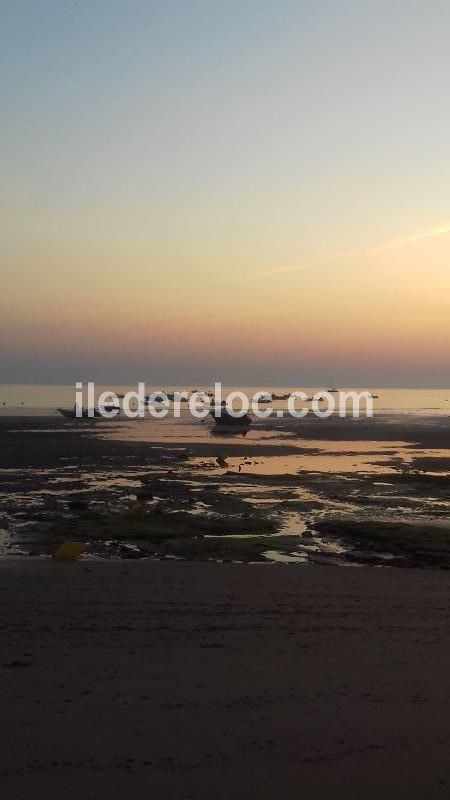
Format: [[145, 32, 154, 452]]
[[272, 392, 289, 400], [327, 377, 339, 393], [210, 407, 252, 427], [255, 392, 272, 404], [57, 405, 103, 419]]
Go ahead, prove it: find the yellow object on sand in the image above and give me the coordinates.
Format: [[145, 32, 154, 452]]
[[54, 541, 86, 561]]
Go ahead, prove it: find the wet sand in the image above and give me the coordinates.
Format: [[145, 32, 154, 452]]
[[1, 413, 450, 468], [1, 559, 450, 799], [0, 414, 449, 565]]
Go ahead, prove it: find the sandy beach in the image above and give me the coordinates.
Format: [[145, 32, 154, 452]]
[[1, 559, 450, 799]]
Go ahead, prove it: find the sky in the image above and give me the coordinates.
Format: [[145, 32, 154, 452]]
[[1, 0, 449, 387]]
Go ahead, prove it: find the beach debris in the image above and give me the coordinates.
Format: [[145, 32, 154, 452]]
[[54, 541, 86, 561]]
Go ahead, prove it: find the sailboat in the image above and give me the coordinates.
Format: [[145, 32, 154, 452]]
[[327, 377, 339, 393]]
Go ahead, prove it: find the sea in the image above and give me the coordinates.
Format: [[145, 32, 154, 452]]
[[0, 384, 449, 416]]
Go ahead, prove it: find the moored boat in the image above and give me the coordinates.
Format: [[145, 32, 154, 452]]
[[57, 405, 103, 419], [210, 407, 252, 427]]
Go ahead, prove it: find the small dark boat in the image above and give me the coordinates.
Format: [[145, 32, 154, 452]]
[[210, 408, 252, 427], [272, 392, 290, 401], [255, 393, 272, 404], [57, 405, 103, 419], [327, 377, 339, 393]]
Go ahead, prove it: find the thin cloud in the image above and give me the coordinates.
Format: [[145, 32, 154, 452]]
[[366, 222, 450, 257], [257, 220, 450, 277]]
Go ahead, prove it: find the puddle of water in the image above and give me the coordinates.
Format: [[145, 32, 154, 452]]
[[98, 418, 285, 445], [263, 551, 308, 564], [84, 474, 144, 489], [262, 529, 358, 565], [188, 453, 402, 476], [185, 440, 450, 478], [277, 513, 308, 535]]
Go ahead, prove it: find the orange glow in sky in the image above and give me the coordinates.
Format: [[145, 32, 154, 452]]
[[1, 1, 449, 385]]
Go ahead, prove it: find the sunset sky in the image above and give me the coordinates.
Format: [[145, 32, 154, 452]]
[[1, 0, 449, 386]]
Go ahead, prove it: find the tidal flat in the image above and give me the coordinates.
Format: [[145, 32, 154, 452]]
[[0, 413, 448, 567]]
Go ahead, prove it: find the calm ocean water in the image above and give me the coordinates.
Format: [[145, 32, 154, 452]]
[[0, 384, 449, 416]]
